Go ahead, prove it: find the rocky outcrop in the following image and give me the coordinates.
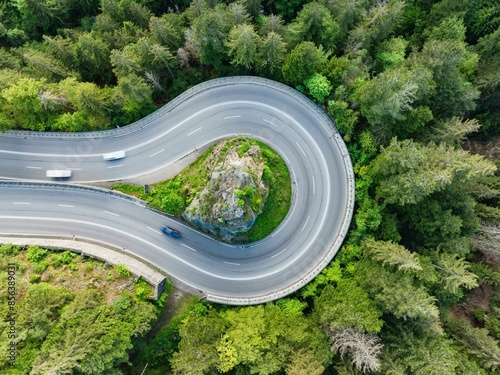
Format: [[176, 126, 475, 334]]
[[182, 141, 269, 242]]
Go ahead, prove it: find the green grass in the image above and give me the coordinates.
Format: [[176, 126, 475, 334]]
[[244, 141, 292, 242], [113, 137, 292, 243]]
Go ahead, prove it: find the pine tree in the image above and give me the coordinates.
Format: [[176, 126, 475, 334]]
[[363, 238, 422, 272], [370, 138, 497, 206], [259, 31, 286, 75], [433, 253, 478, 294], [226, 23, 261, 72], [447, 318, 500, 371]]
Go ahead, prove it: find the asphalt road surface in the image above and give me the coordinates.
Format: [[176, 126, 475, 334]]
[[0, 77, 354, 305]]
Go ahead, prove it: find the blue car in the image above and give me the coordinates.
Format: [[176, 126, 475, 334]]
[[162, 225, 181, 239]]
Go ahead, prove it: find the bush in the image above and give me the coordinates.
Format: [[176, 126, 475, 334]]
[[0, 243, 21, 256], [31, 260, 49, 273], [135, 279, 151, 301], [26, 245, 48, 262], [114, 263, 131, 278], [52, 251, 77, 268], [29, 274, 41, 283]]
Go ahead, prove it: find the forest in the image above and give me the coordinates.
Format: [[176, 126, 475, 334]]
[[0, 0, 499, 374]]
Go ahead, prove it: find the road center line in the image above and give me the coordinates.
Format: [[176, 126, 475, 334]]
[[224, 115, 241, 119], [301, 216, 311, 232], [181, 243, 197, 252], [146, 226, 161, 235], [13, 202, 30, 205], [224, 261, 240, 266], [103, 210, 120, 217], [295, 141, 307, 157], [148, 149, 164, 157], [312, 176, 315, 195], [263, 119, 278, 127], [58, 204, 74, 208], [271, 248, 287, 258], [187, 127, 202, 136], [107, 164, 123, 169], [26, 166, 41, 169]]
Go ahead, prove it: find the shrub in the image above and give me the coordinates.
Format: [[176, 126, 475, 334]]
[[26, 245, 48, 262], [29, 274, 41, 283], [31, 260, 49, 273], [135, 279, 151, 301], [53, 251, 77, 268], [0, 244, 21, 256], [114, 263, 131, 278]]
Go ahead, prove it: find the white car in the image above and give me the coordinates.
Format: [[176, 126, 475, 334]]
[[46, 170, 72, 178], [103, 150, 126, 161]]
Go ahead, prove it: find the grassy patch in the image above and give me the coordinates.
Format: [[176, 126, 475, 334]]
[[0, 243, 156, 302], [113, 137, 292, 243], [241, 141, 292, 242]]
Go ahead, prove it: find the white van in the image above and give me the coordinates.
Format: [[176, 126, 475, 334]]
[[103, 150, 126, 161], [46, 170, 72, 178]]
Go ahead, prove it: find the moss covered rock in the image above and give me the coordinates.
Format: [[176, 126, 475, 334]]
[[182, 140, 269, 242]]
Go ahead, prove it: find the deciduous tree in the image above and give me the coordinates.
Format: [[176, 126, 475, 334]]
[[304, 73, 332, 103]]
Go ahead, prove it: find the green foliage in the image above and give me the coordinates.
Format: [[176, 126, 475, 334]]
[[226, 23, 260, 71], [370, 138, 497, 206], [134, 279, 151, 301], [172, 303, 331, 374], [363, 238, 422, 272], [383, 326, 462, 375], [287, 2, 340, 50], [192, 7, 230, 70], [29, 289, 156, 375], [352, 64, 435, 140], [114, 263, 131, 278], [158, 183, 186, 215], [30, 260, 49, 273], [26, 245, 48, 263], [353, 259, 442, 333], [346, 0, 407, 51], [429, 116, 481, 146], [315, 279, 384, 333], [51, 250, 76, 268], [375, 37, 408, 71], [413, 35, 480, 119], [259, 31, 286, 76], [446, 317, 500, 371], [2, 1, 500, 373], [328, 99, 357, 141], [28, 273, 41, 283], [434, 253, 478, 295], [282, 41, 327, 86], [171, 308, 227, 374], [0, 243, 21, 256], [304, 73, 332, 103]]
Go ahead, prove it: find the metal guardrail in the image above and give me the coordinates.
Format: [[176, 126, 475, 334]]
[[0, 181, 146, 206], [1, 76, 355, 305]]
